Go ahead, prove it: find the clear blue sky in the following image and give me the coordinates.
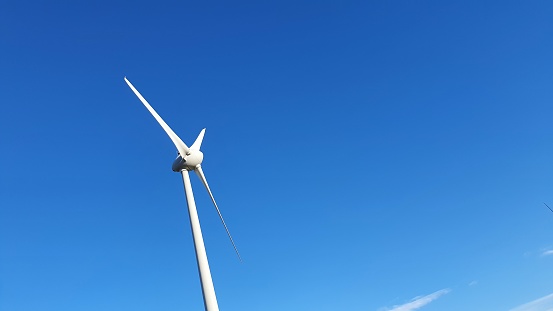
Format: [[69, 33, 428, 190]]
[[1, 1, 553, 311]]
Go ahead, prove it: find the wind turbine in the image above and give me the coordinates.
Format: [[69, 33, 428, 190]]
[[124, 77, 240, 311]]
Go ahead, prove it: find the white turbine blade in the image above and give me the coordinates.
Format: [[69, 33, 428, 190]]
[[124, 77, 190, 156], [195, 165, 242, 261], [190, 128, 206, 151]]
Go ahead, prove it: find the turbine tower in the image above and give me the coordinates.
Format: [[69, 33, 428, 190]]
[[124, 77, 240, 311]]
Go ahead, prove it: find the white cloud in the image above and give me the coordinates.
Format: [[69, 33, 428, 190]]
[[510, 292, 553, 311], [468, 280, 478, 286], [542, 249, 553, 257], [381, 288, 451, 311]]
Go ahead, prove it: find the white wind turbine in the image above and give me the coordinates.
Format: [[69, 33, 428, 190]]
[[124, 77, 240, 311]]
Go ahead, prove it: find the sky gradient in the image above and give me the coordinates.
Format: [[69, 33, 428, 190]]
[[1, 1, 553, 310]]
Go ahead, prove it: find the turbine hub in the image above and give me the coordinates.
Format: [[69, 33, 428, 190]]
[[172, 150, 204, 172]]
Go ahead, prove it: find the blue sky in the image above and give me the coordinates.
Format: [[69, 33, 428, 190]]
[[1, 1, 553, 310]]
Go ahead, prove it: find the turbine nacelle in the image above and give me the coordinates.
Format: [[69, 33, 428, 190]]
[[172, 150, 204, 172]]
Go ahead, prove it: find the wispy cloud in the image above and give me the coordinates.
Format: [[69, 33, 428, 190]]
[[509, 292, 553, 311], [524, 247, 553, 258], [468, 280, 478, 286], [541, 249, 553, 257], [381, 288, 451, 311]]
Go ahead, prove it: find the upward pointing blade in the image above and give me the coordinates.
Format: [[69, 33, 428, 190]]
[[190, 128, 206, 151], [124, 77, 190, 156], [195, 165, 242, 261]]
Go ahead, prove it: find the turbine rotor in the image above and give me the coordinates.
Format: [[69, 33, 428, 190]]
[[125, 77, 241, 262], [172, 150, 204, 172]]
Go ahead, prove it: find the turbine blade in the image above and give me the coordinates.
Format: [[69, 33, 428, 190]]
[[195, 165, 242, 261], [124, 77, 190, 156], [544, 203, 553, 213], [190, 128, 206, 151]]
